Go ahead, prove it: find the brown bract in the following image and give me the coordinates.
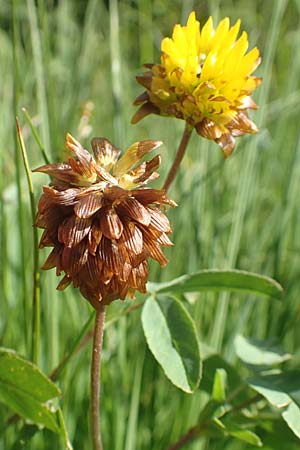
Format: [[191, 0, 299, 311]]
[[34, 134, 176, 309]]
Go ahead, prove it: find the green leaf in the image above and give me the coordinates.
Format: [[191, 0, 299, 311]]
[[198, 400, 227, 422], [201, 355, 243, 398], [248, 371, 300, 407], [57, 408, 74, 449], [0, 348, 61, 433], [148, 269, 283, 299], [228, 429, 263, 447], [258, 417, 300, 448], [10, 425, 39, 450], [282, 402, 300, 439], [248, 371, 300, 439], [212, 368, 227, 403], [141, 295, 201, 393], [216, 417, 263, 446], [235, 335, 291, 366]]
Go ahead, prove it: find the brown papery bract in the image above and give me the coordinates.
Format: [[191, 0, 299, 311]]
[[34, 134, 175, 309]]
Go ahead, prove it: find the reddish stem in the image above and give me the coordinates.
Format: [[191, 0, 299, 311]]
[[163, 123, 193, 193], [91, 305, 106, 450]]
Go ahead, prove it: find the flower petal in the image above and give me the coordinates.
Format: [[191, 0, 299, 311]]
[[57, 275, 72, 291], [42, 186, 78, 205], [133, 155, 161, 184], [131, 102, 160, 124], [42, 246, 62, 270], [74, 192, 103, 218], [99, 207, 124, 240], [116, 197, 152, 226], [149, 207, 171, 233], [91, 137, 121, 170], [61, 243, 89, 276], [58, 215, 91, 247], [66, 133, 95, 176], [215, 132, 236, 157], [98, 238, 126, 276], [113, 140, 162, 177], [87, 224, 103, 255], [130, 188, 177, 207], [119, 221, 143, 255], [142, 231, 168, 266]]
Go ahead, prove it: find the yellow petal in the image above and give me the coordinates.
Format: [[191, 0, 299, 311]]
[[186, 11, 201, 51], [220, 19, 241, 52], [113, 141, 162, 178], [199, 16, 214, 54], [223, 31, 249, 72], [212, 17, 230, 48]]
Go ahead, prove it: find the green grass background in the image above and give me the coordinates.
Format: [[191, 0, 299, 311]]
[[1, 0, 300, 448]]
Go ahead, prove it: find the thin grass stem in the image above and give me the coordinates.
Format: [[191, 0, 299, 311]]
[[210, 0, 288, 351], [26, 0, 51, 158], [22, 108, 50, 164], [50, 311, 95, 380], [109, 0, 123, 146], [50, 301, 144, 381], [16, 118, 40, 365], [12, 0, 29, 351]]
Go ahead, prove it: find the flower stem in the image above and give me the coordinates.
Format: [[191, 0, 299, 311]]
[[163, 123, 193, 193], [91, 305, 106, 450]]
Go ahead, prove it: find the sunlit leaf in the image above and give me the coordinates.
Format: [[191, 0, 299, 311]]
[[141, 295, 201, 393], [148, 269, 283, 299], [282, 402, 300, 439], [248, 371, 300, 439], [212, 368, 227, 403], [215, 417, 263, 447], [235, 335, 291, 366], [0, 348, 61, 433], [201, 355, 242, 397], [228, 429, 263, 447]]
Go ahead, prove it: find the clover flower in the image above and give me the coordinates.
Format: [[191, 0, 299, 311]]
[[34, 134, 175, 309], [132, 11, 261, 157]]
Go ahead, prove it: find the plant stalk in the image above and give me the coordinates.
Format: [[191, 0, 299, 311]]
[[163, 123, 193, 193], [91, 305, 106, 450]]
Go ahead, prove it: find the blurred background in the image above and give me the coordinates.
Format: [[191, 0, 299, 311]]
[[1, 0, 300, 449]]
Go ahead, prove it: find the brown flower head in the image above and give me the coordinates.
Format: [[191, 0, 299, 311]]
[[34, 134, 175, 309], [132, 12, 262, 157]]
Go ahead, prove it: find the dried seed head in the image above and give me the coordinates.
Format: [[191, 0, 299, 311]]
[[34, 134, 176, 309]]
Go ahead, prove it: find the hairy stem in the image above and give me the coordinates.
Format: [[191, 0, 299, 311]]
[[91, 305, 106, 450], [163, 123, 193, 193]]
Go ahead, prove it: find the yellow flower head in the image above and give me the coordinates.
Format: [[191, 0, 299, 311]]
[[132, 12, 262, 157]]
